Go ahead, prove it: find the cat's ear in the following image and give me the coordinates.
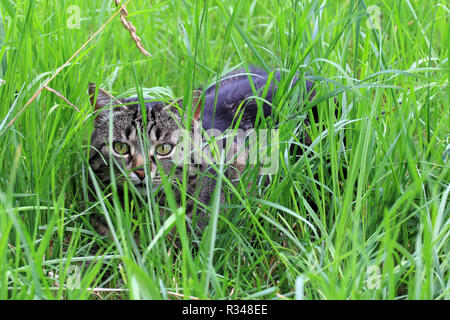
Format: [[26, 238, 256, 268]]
[[192, 90, 203, 121], [173, 90, 203, 120], [88, 83, 119, 113]]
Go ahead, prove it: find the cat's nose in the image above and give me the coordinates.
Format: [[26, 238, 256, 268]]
[[134, 169, 145, 180]]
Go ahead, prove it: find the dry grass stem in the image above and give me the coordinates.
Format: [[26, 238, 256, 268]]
[[114, 0, 151, 57], [44, 86, 80, 112]]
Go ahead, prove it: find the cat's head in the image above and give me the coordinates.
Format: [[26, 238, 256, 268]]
[[88, 84, 203, 194]]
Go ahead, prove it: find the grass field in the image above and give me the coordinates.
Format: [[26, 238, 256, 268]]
[[0, 0, 448, 300]]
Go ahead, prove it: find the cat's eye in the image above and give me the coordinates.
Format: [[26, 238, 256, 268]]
[[113, 141, 130, 155], [155, 143, 174, 156]]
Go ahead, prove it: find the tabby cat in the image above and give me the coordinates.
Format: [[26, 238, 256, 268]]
[[88, 67, 314, 236]]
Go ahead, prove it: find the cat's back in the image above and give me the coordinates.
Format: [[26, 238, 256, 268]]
[[203, 67, 271, 96], [201, 67, 276, 132]]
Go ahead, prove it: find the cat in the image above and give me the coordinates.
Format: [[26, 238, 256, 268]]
[[87, 67, 315, 237]]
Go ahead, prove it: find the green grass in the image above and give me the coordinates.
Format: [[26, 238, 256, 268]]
[[0, 0, 448, 300]]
